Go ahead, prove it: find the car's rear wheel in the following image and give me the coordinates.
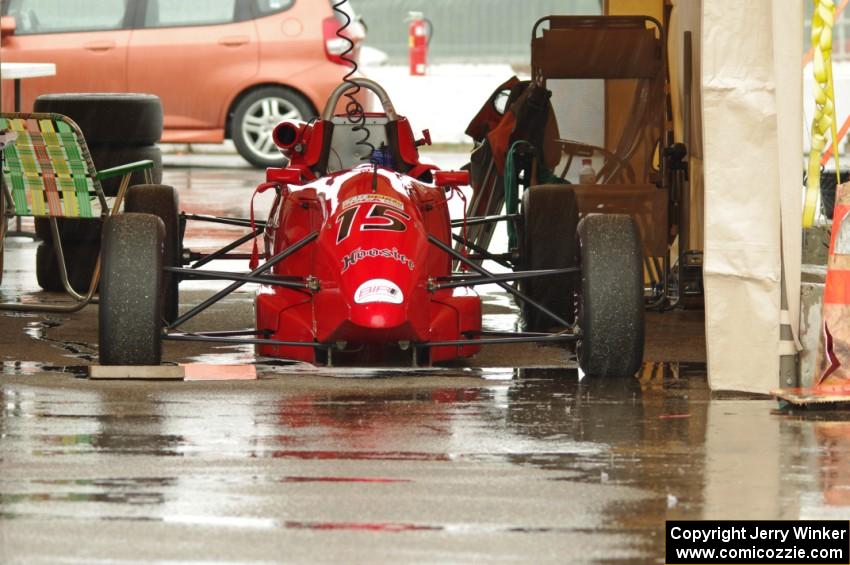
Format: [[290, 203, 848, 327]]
[[231, 86, 314, 168], [125, 184, 181, 323], [576, 214, 645, 378], [519, 185, 580, 331], [99, 213, 165, 366]]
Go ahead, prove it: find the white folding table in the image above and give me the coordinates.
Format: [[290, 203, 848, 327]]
[[1, 62, 56, 111]]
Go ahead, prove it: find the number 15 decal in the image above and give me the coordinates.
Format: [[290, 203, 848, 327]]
[[336, 204, 411, 244]]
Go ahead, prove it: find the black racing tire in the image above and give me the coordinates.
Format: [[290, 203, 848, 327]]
[[576, 214, 645, 378], [68, 242, 100, 294], [36, 242, 100, 293], [34, 93, 163, 145], [36, 243, 65, 292], [231, 86, 314, 168], [89, 144, 163, 197], [0, 190, 4, 287], [519, 185, 580, 331], [34, 217, 102, 244], [125, 185, 180, 323], [99, 213, 165, 366]]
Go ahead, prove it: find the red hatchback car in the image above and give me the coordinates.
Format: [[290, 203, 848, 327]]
[[0, 0, 365, 167]]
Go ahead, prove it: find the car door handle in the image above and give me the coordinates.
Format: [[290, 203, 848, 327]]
[[83, 40, 116, 52], [218, 36, 249, 47]]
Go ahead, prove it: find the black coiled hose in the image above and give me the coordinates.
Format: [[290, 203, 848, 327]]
[[331, 0, 374, 161]]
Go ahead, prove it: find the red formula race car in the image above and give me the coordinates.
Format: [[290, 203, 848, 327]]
[[97, 79, 644, 376]]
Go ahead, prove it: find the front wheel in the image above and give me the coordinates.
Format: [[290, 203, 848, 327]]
[[99, 213, 165, 365], [576, 214, 645, 377], [231, 87, 314, 168]]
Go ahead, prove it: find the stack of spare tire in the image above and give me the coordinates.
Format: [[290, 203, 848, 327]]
[[32, 93, 164, 292]]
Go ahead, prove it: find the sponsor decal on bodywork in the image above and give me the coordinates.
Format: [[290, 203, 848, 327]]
[[341, 247, 415, 272], [341, 193, 404, 211], [354, 279, 404, 304]]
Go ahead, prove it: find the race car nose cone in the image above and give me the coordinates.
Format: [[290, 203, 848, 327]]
[[351, 303, 407, 330], [350, 279, 407, 329]]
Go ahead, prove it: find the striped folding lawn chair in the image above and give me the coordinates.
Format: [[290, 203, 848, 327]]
[[0, 112, 153, 312]]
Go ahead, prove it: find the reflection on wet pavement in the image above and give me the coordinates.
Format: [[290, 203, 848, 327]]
[[0, 164, 815, 562], [0, 363, 848, 563]]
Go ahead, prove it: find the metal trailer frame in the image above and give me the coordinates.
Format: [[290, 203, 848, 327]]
[[464, 15, 696, 312]]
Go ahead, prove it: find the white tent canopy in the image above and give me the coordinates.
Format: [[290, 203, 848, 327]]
[[698, 0, 803, 393]]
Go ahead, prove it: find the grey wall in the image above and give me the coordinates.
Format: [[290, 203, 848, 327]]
[[353, 0, 602, 64]]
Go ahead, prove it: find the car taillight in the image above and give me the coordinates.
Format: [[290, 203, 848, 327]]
[[323, 16, 352, 66]]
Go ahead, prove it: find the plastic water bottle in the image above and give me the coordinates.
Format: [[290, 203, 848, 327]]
[[579, 158, 596, 184]]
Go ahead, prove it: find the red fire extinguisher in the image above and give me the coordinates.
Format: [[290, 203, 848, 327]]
[[407, 11, 430, 76]]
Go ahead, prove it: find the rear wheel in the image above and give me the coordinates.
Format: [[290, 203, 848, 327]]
[[231, 86, 314, 168], [125, 185, 180, 323], [576, 214, 644, 377], [99, 213, 165, 365], [519, 185, 580, 331]]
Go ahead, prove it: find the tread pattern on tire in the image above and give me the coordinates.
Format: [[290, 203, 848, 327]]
[[125, 185, 180, 323], [99, 213, 165, 365], [576, 214, 645, 378]]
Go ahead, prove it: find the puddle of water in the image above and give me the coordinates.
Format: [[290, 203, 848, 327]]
[[3, 360, 845, 564], [0, 491, 165, 505], [185, 345, 257, 366], [266, 450, 451, 461], [280, 476, 412, 484], [1, 361, 88, 378], [256, 361, 515, 380], [281, 520, 441, 532], [0, 361, 46, 376], [23, 320, 97, 362]]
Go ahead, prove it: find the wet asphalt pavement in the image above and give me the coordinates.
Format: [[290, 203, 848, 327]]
[[0, 156, 845, 563]]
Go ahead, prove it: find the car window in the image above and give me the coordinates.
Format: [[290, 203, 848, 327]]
[[255, 0, 293, 16], [144, 0, 237, 28], [3, 0, 127, 34]]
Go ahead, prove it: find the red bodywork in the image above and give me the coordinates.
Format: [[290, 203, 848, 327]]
[[255, 113, 480, 364]]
